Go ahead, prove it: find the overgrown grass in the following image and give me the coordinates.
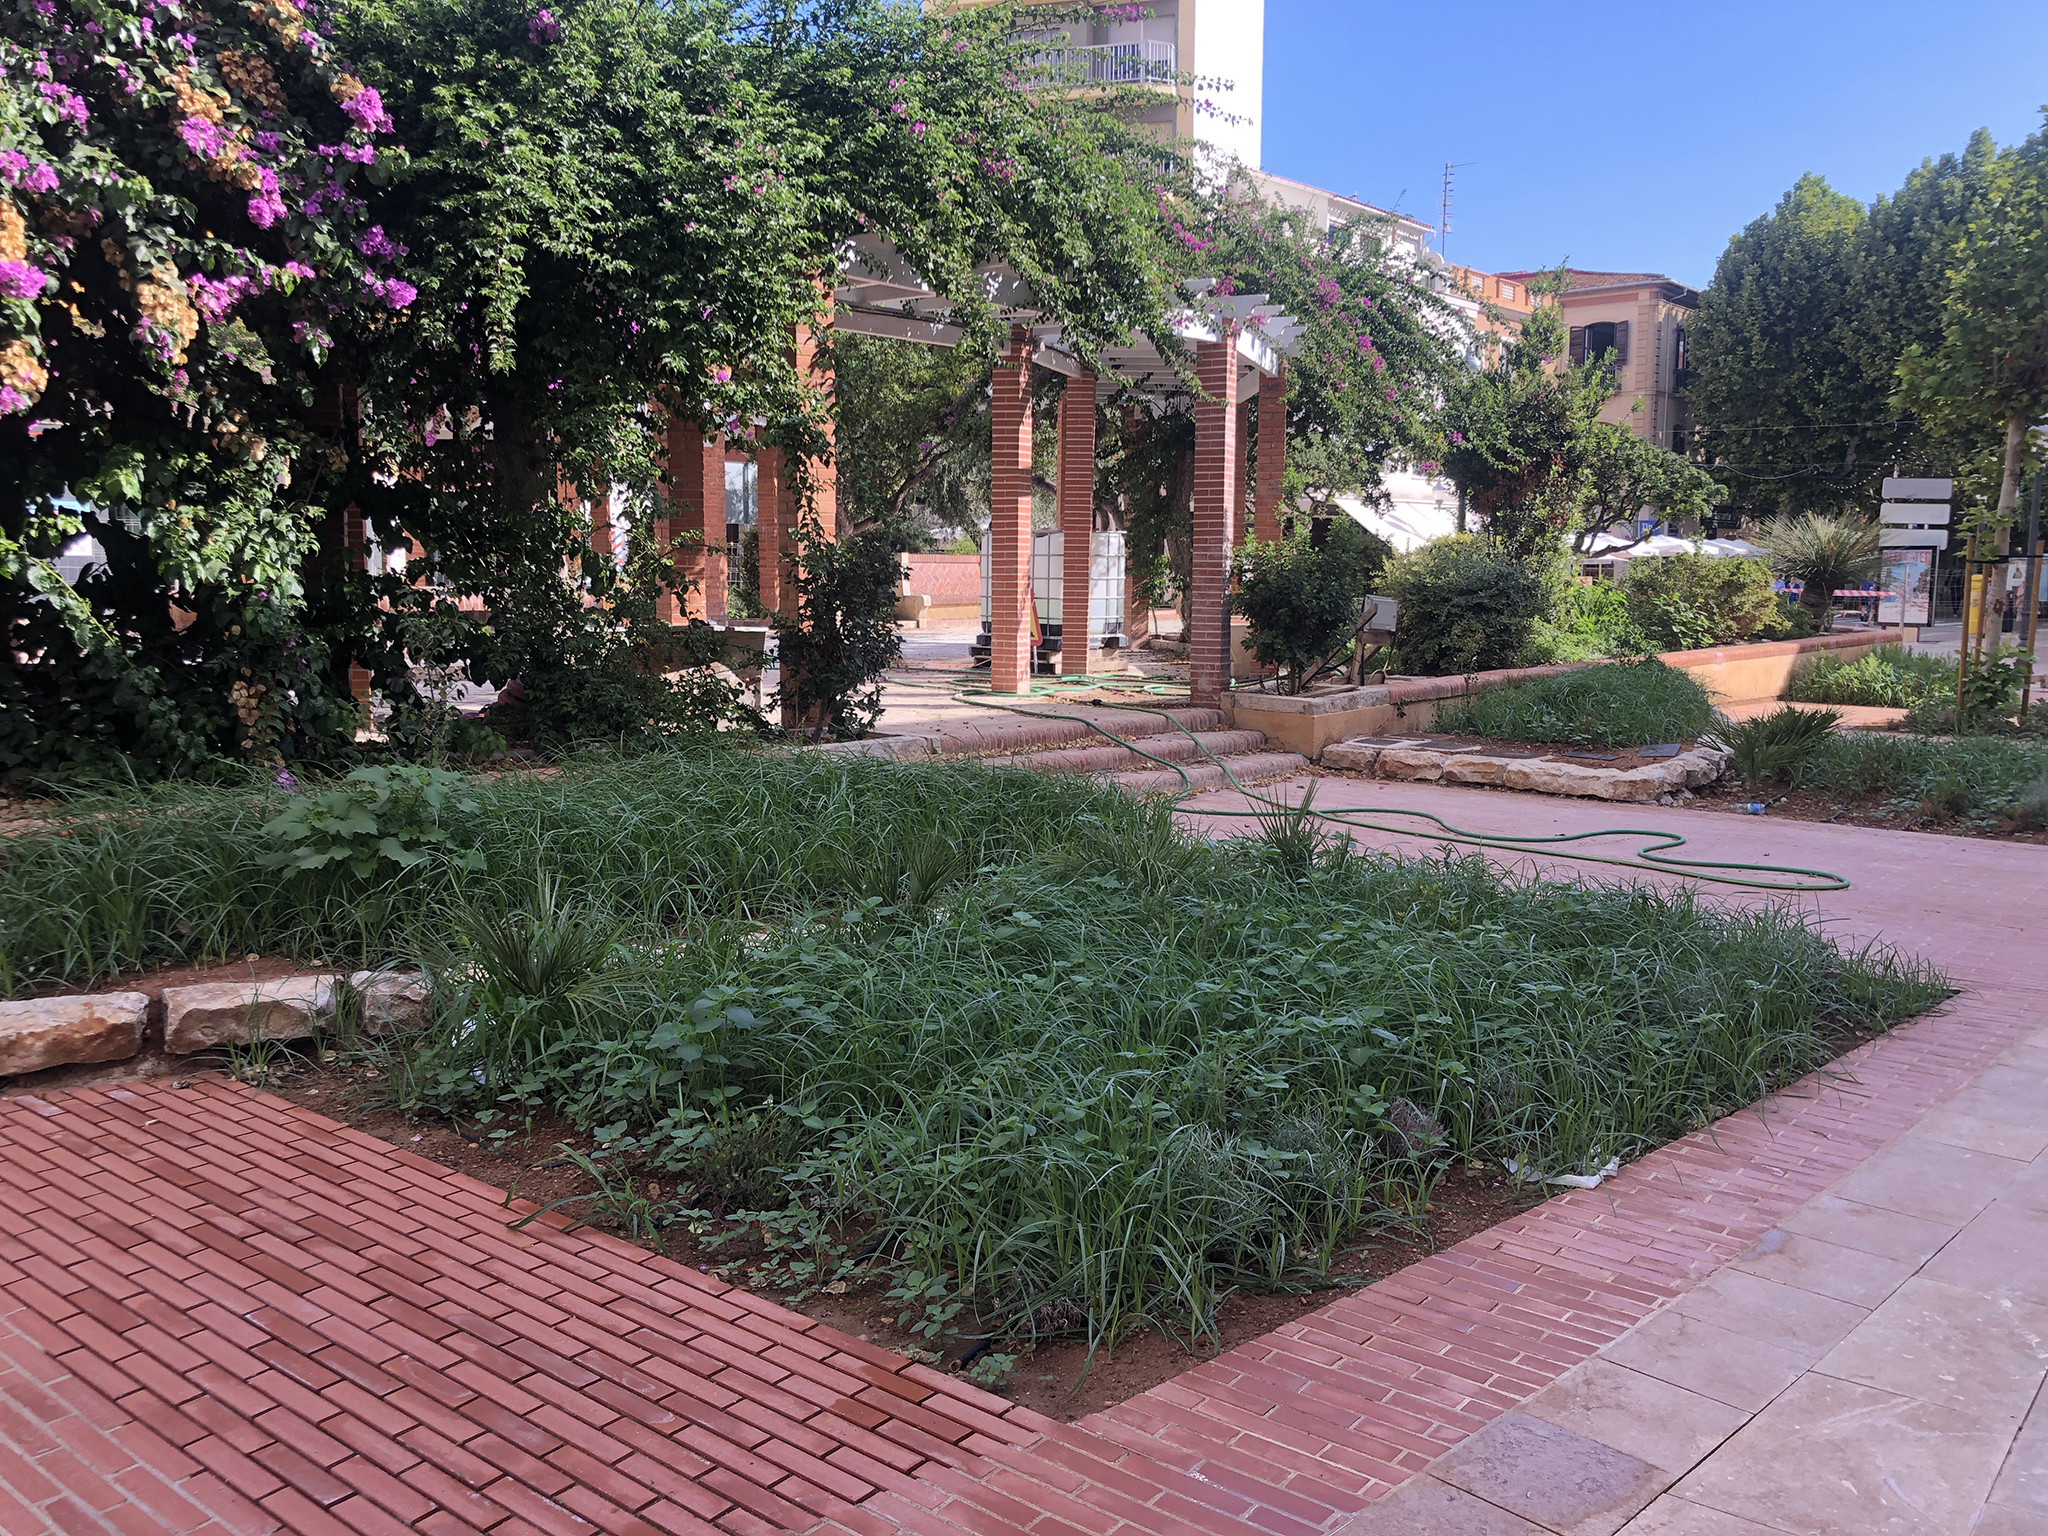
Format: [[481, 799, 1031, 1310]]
[[1431, 660, 1716, 747], [1795, 732, 2048, 812], [1785, 644, 1954, 708], [0, 746, 1949, 1347]]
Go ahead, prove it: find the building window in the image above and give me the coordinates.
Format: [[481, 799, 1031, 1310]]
[[1569, 320, 1629, 370], [1499, 281, 1515, 302]]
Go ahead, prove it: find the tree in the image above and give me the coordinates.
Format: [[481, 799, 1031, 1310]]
[[1575, 422, 1721, 552], [1893, 114, 2048, 555], [1231, 518, 1391, 694], [830, 332, 992, 547], [1754, 512, 1880, 627], [2, 0, 411, 779], [1434, 274, 1614, 562], [1684, 145, 1998, 522]]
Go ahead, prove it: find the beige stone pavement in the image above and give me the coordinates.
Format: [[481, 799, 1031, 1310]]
[[1176, 776, 2048, 1536]]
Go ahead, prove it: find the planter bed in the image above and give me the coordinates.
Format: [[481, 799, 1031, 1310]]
[[1324, 732, 1731, 804]]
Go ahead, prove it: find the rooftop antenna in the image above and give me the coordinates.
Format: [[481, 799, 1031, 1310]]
[[1439, 161, 1472, 267]]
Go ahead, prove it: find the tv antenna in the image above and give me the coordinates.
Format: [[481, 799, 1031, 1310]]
[[1439, 161, 1473, 266]]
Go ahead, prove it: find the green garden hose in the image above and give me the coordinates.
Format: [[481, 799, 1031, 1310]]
[[878, 662, 1854, 894]]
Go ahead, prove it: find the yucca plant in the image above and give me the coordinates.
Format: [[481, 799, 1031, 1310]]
[[1755, 514, 1882, 628], [1704, 705, 1842, 786]]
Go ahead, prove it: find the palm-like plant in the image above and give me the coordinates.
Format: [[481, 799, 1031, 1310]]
[[1755, 514, 1882, 627]]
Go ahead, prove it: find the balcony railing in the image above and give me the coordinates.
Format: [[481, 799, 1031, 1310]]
[[1031, 39, 1177, 86]]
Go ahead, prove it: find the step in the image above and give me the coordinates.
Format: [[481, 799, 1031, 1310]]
[[987, 729, 1270, 775], [920, 706, 1226, 758], [1109, 750, 1310, 795]]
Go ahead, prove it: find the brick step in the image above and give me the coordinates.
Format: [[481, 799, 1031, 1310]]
[[1110, 749, 1310, 795], [922, 706, 1227, 759], [988, 728, 1270, 775]]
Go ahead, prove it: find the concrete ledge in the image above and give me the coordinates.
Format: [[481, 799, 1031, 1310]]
[[1230, 633, 1888, 760], [0, 994, 148, 1075]]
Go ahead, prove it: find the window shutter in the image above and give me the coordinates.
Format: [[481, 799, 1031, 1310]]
[[1569, 327, 1586, 365], [1613, 321, 1630, 365]]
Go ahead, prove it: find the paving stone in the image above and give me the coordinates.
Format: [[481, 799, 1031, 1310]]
[[1824, 1137, 2026, 1226], [1668, 1269, 1868, 1355], [1430, 1410, 1665, 1536], [1814, 1276, 2048, 1421], [1610, 1497, 1781, 1534], [1598, 1311, 1812, 1414], [1518, 1359, 1748, 1478], [1985, 1381, 2048, 1513], [1904, 1106, 2048, 1161], [160, 975, 336, 1054], [1724, 1228, 1913, 1308], [1779, 1193, 1959, 1266], [1918, 1204, 2048, 1309], [1327, 1474, 1546, 1534], [0, 992, 147, 1075], [1668, 1374, 2011, 1536]]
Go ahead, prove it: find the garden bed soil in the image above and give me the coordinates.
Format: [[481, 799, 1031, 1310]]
[[1686, 778, 2048, 843], [257, 1056, 1544, 1422]]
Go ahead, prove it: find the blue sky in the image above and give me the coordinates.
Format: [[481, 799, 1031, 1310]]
[[1261, 0, 2048, 289]]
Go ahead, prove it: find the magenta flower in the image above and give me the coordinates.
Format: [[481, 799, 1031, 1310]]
[[528, 7, 560, 42], [0, 386, 28, 415], [248, 189, 287, 227], [0, 261, 52, 299], [1449, 430, 1464, 444], [341, 87, 391, 134], [178, 116, 229, 158]]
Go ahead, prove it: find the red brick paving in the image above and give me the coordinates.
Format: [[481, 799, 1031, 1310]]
[[2, 792, 2042, 1534], [0, 1082, 1047, 1535]]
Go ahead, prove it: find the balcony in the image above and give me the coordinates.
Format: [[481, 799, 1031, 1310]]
[[1031, 39, 1177, 87]]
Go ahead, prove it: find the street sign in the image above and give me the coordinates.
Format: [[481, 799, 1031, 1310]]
[[1880, 527, 1947, 549], [1880, 502, 1950, 525], [1882, 477, 1953, 500]]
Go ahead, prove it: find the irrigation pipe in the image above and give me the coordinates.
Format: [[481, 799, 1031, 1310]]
[[876, 662, 1853, 894]]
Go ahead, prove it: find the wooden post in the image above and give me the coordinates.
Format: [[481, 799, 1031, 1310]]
[[1057, 372, 1097, 675]]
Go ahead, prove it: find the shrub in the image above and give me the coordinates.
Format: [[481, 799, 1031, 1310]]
[[1433, 660, 1715, 748], [1525, 582, 1642, 663], [1383, 536, 1548, 676], [1786, 644, 1953, 709], [1704, 705, 1842, 786], [1624, 555, 1789, 652], [1232, 519, 1392, 693], [771, 519, 904, 740]]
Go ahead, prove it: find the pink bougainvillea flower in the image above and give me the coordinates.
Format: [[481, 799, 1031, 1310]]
[[178, 116, 229, 158], [0, 260, 53, 298], [528, 7, 560, 43]]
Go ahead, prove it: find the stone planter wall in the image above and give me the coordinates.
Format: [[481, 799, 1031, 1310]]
[[1228, 632, 1888, 760], [1323, 738, 1732, 804], [0, 969, 430, 1082]]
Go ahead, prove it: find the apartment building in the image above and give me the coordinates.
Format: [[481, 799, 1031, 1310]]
[[963, 0, 1265, 169], [1495, 267, 1698, 449]]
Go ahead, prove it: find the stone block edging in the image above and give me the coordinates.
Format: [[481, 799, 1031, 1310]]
[[1325, 738, 1733, 803]]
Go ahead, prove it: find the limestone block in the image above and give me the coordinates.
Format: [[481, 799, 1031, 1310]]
[[162, 975, 336, 1055], [1321, 739, 1384, 772], [349, 971, 432, 1033], [1601, 764, 1680, 803], [1442, 754, 1508, 786], [1502, 760, 1621, 798], [1675, 747, 1732, 788], [0, 993, 147, 1076], [1376, 747, 1448, 782]]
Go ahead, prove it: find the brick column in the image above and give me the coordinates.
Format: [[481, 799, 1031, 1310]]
[[1057, 372, 1096, 675], [795, 315, 838, 542], [756, 444, 786, 615], [662, 417, 728, 622], [989, 325, 1035, 695], [1254, 363, 1287, 543], [1191, 339, 1240, 708], [1234, 398, 1253, 547]]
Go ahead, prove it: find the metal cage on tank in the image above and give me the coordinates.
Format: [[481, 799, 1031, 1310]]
[[969, 530, 1126, 673]]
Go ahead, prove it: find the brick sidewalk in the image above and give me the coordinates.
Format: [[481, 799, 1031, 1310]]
[[0, 790, 2040, 1535]]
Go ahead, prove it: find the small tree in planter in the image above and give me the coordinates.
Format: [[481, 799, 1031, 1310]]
[[1232, 518, 1391, 693]]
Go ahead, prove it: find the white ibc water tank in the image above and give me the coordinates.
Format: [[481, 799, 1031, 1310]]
[[978, 530, 1126, 647]]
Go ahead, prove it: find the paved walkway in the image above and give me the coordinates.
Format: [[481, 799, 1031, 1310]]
[[0, 778, 2041, 1535]]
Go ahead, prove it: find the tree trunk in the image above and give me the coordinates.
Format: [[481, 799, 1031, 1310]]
[[1996, 413, 2027, 549]]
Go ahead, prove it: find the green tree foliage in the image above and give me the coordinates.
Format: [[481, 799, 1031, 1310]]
[[770, 516, 902, 740], [2, 0, 410, 779], [1433, 277, 1614, 562], [1231, 518, 1392, 694], [1893, 113, 2048, 550], [829, 333, 992, 546], [1685, 140, 1999, 521], [1577, 422, 1720, 552], [1382, 535, 1548, 676]]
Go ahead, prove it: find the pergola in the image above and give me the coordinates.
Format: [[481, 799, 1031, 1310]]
[[661, 237, 1302, 709]]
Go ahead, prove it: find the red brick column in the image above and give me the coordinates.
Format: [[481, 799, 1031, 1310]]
[[1254, 363, 1287, 543], [1057, 372, 1096, 675], [989, 325, 1035, 695], [1191, 338, 1240, 708], [1235, 397, 1253, 547], [756, 444, 786, 615], [795, 316, 837, 542], [662, 417, 729, 622]]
